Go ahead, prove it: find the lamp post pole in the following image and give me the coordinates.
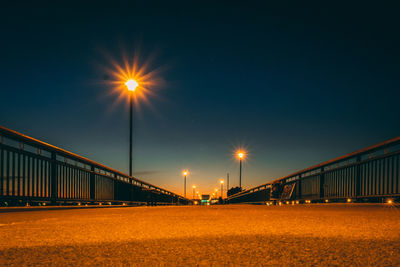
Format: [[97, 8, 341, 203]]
[[125, 79, 138, 177], [182, 171, 188, 198], [227, 173, 229, 194], [129, 93, 133, 177], [184, 175, 186, 198], [239, 158, 242, 189]]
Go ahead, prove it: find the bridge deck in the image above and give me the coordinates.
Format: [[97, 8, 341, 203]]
[[1, 204, 399, 265]]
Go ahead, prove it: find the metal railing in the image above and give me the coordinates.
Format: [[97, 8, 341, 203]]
[[227, 136, 400, 203], [0, 126, 190, 205]]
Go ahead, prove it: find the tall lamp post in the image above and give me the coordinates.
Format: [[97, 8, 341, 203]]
[[183, 170, 188, 198], [220, 179, 224, 198], [227, 173, 229, 195], [192, 185, 196, 199], [237, 151, 245, 189], [125, 79, 139, 176]]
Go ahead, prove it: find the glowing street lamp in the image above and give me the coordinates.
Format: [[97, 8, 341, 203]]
[[183, 170, 189, 198], [192, 185, 196, 199], [106, 53, 162, 177], [237, 151, 245, 189], [220, 179, 224, 198], [125, 79, 139, 176]]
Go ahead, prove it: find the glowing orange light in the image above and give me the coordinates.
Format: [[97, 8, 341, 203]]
[[125, 79, 138, 91], [102, 50, 165, 112], [183, 170, 188, 176], [237, 152, 245, 159], [347, 198, 352, 203], [220, 180, 224, 184], [192, 185, 196, 189], [387, 199, 393, 204]]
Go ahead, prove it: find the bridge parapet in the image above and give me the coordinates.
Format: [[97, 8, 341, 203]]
[[0, 126, 191, 206], [227, 136, 400, 204]]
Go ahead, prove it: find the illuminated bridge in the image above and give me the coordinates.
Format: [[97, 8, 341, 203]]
[[0, 126, 399, 266], [228, 136, 400, 204], [0, 126, 190, 206]]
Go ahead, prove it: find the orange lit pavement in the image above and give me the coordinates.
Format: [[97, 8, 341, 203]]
[[1, 204, 400, 266]]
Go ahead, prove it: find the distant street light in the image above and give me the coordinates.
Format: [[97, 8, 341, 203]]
[[183, 170, 189, 198], [192, 185, 196, 199], [220, 179, 224, 198], [237, 151, 245, 189], [125, 79, 139, 176]]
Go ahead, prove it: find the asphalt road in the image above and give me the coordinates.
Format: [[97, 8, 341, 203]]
[[0, 204, 399, 266]]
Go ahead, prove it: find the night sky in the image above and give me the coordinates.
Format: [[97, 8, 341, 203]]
[[1, 2, 399, 196]]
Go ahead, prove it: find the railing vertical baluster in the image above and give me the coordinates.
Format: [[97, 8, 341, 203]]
[[36, 157, 39, 197], [319, 167, 325, 199], [390, 156, 394, 195], [6, 151, 10, 196], [298, 174, 302, 200], [73, 168, 76, 199], [0, 147, 3, 196], [27, 156, 31, 197], [66, 165, 69, 199], [32, 158, 35, 197], [69, 167, 72, 199], [394, 156, 397, 194], [71, 167, 73, 199], [63, 163, 67, 199], [50, 152, 58, 203], [78, 169, 81, 199], [114, 173, 118, 201], [90, 166, 95, 200], [17, 153, 21, 197], [70, 166, 73, 199], [11, 152, 15, 197], [22, 154, 26, 197], [44, 161, 48, 198], [40, 159, 44, 198]]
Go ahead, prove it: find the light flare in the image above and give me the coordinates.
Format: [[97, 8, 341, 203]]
[[101, 50, 165, 113]]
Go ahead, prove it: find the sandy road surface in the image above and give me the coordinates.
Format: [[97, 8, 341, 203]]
[[0, 204, 399, 266]]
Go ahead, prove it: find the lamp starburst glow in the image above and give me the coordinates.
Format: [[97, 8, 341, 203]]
[[102, 50, 165, 112]]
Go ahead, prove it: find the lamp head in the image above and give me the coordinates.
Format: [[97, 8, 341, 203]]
[[125, 79, 139, 91]]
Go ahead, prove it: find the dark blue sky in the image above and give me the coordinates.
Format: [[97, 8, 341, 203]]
[[1, 1, 399, 195]]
